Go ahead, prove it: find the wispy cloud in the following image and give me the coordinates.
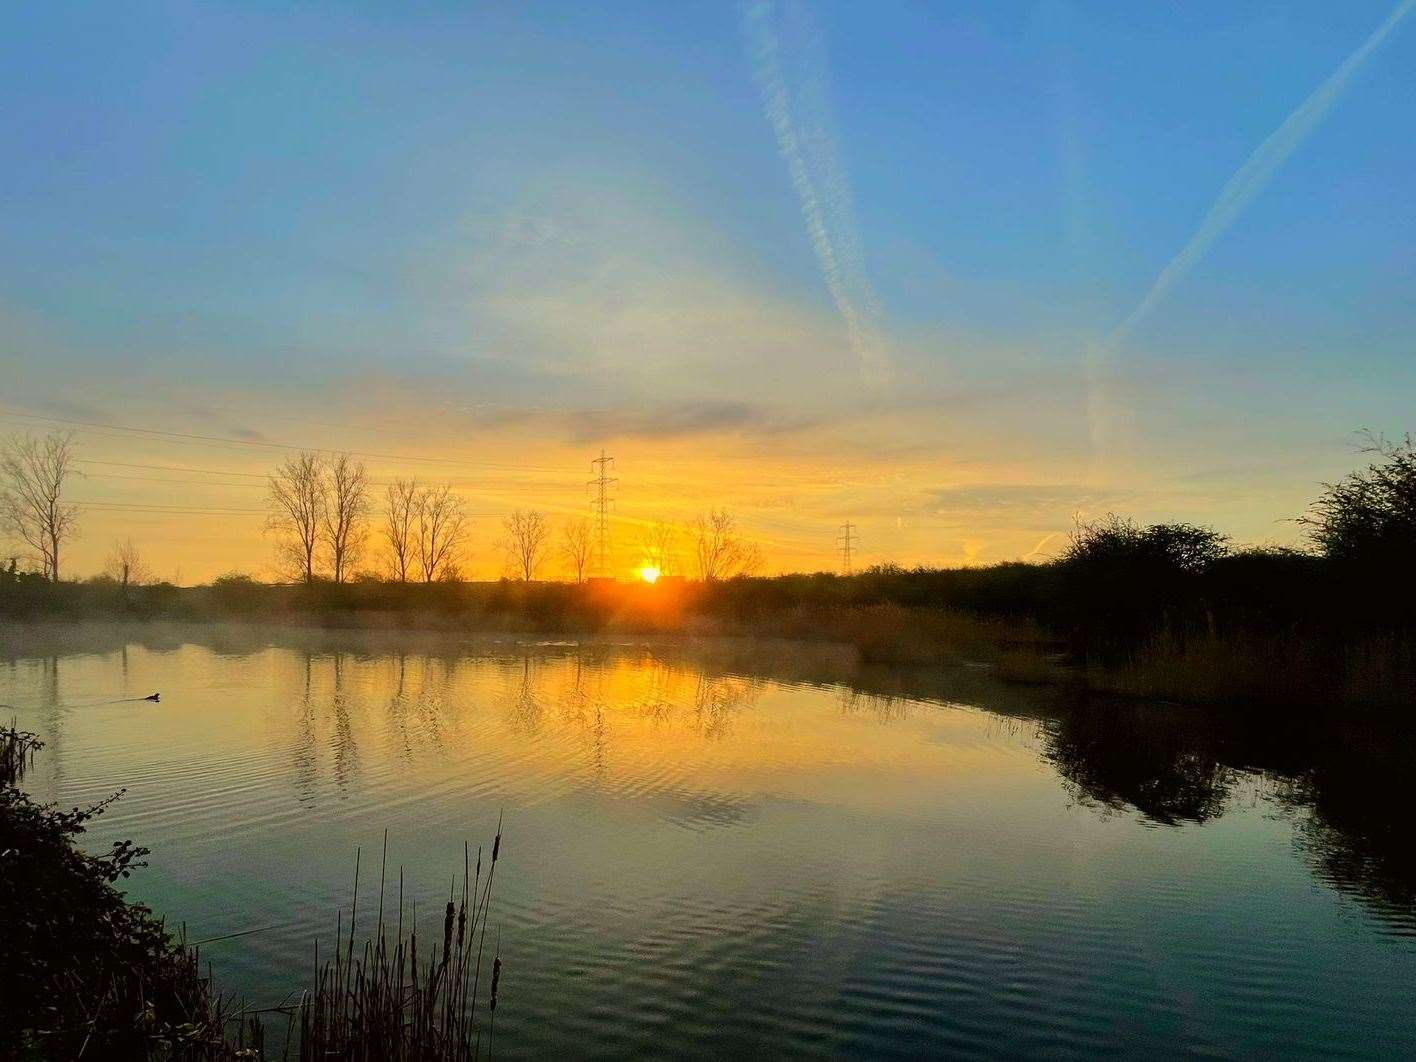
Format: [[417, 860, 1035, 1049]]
[[1108, 0, 1413, 351], [921, 483, 1135, 520], [477, 400, 820, 444], [742, 0, 890, 389]]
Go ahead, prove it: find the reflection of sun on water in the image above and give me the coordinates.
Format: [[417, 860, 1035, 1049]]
[[638, 565, 661, 584]]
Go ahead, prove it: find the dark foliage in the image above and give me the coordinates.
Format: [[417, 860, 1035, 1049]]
[[1303, 433, 1416, 566], [0, 778, 244, 1059]]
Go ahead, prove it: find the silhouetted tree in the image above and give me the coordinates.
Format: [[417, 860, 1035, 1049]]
[[1, 432, 79, 582], [267, 451, 326, 583], [1061, 515, 1228, 657], [383, 479, 420, 583], [1302, 432, 1416, 565], [417, 484, 467, 582], [561, 516, 592, 583], [503, 509, 549, 582], [322, 454, 369, 584], [639, 520, 680, 575], [1063, 515, 1228, 573], [691, 509, 761, 581], [105, 539, 151, 593]]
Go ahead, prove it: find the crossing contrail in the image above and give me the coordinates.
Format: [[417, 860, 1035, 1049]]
[[743, 0, 889, 389]]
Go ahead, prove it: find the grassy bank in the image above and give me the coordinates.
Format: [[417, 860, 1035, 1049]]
[[0, 723, 252, 1059], [3, 540, 1414, 710], [0, 724, 504, 1060]]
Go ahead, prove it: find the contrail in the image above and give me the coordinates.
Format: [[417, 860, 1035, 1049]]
[[1107, 0, 1414, 351], [1087, 0, 1412, 469], [1021, 531, 1063, 561], [742, 0, 890, 389]]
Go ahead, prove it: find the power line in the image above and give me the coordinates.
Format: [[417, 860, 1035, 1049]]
[[0, 407, 569, 475], [837, 522, 857, 575], [76, 458, 268, 478], [75, 503, 270, 515], [588, 450, 616, 577], [79, 473, 267, 488]]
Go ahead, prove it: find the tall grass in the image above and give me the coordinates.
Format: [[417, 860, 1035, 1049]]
[[294, 826, 505, 1060], [1, 719, 43, 785], [3, 719, 506, 1059]]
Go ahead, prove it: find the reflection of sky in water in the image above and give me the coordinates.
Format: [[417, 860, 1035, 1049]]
[[3, 630, 1414, 1058]]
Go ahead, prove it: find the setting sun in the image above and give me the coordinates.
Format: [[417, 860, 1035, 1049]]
[[638, 565, 661, 584]]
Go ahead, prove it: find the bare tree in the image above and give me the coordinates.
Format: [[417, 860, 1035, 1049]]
[[561, 516, 593, 583], [503, 509, 549, 582], [322, 453, 369, 584], [106, 539, 152, 592], [267, 451, 326, 583], [691, 508, 762, 581], [639, 520, 679, 575], [417, 484, 468, 582], [1, 432, 80, 582], [383, 478, 420, 582]]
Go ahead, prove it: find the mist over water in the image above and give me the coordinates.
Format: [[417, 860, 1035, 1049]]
[[4, 626, 1414, 1058]]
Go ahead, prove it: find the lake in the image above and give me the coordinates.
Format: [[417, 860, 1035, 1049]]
[[3, 625, 1414, 1058]]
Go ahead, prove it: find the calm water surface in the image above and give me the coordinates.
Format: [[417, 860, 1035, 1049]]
[[4, 627, 1414, 1058]]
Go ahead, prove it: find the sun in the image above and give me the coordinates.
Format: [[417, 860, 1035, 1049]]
[[638, 565, 661, 584]]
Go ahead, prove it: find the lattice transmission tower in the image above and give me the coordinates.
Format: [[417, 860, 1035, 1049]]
[[588, 450, 617, 576], [837, 522, 857, 575]]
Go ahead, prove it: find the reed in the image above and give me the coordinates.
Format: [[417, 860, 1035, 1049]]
[[293, 824, 505, 1060], [4, 719, 506, 1060], [1, 718, 43, 785]]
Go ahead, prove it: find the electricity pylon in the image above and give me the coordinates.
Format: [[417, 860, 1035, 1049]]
[[838, 522, 857, 574], [588, 450, 616, 576]]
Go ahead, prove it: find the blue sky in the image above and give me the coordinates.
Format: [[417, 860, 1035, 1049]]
[[2, 1, 1413, 578]]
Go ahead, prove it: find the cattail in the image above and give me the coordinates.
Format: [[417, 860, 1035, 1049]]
[[489, 956, 502, 1012], [442, 900, 454, 958], [492, 833, 501, 863]]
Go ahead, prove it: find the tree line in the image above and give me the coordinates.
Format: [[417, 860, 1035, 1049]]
[[5, 428, 1413, 589], [265, 449, 764, 584], [0, 432, 763, 585]]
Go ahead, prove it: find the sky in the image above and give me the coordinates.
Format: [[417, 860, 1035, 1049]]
[[2, 1, 1413, 582]]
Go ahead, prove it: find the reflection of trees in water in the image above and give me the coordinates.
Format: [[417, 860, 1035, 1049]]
[[1044, 701, 1235, 825], [290, 650, 364, 803], [292, 650, 317, 808], [505, 655, 542, 734], [982, 712, 1042, 749], [328, 652, 357, 797], [385, 651, 412, 761], [383, 652, 461, 756], [1043, 695, 1416, 930], [536, 653, 766, 746], [554, 656, 606, 779], [1276, 741, 1416, 930], [290, 649, 475, 806], [836, 687, 911, 724], [12, 628, 1413, 932], [691, 673, 765, 740]]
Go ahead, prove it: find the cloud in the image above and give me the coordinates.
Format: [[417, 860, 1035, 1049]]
[[228, 426, 268, 442], [920, 483, 1136, 520], [742, 0, 890, 389], [27, 396, 110, 422], [476, 400, 820, 444]]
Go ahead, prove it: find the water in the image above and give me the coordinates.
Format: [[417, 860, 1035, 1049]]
[[4, 626, 1415, 1058]]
